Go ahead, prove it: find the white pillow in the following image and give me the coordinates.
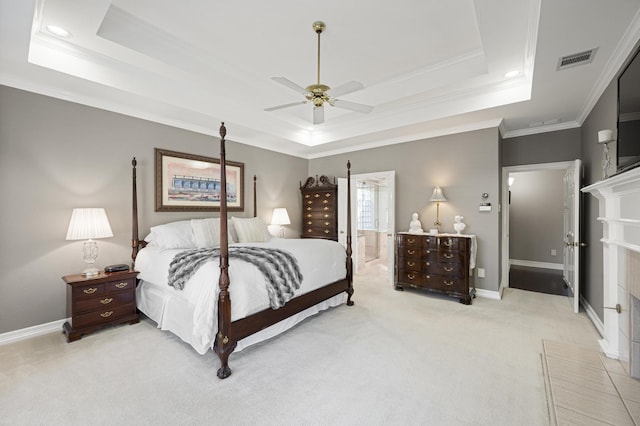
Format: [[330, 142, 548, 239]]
[[145, 220, 195, 249], [191, 218, 236, 248], [231, 217, 272, 243]]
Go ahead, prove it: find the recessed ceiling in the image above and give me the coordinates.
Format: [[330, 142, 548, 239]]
[[1, 0, 640, 158]]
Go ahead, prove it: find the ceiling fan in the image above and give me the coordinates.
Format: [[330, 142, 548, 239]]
[[265, 21, 373, 125]]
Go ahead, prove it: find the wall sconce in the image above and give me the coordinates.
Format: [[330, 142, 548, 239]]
[[271, 207, 291, 238], [429, 187, 447, 233], [66, 208, 113, 276], [598, 129, 615, 179]]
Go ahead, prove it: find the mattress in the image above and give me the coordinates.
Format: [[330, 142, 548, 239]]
[[135, 238, 347, 354]]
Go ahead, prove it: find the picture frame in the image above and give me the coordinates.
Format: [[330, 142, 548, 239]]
[[155, 148, 244, 212]]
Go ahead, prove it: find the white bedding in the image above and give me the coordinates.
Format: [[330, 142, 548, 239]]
[[135, 237, 347, 354]]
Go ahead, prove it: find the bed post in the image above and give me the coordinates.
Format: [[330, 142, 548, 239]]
[[253, 175, 257, 217], [346, 160, 354, 306], [214, 122, 237, 379], [131, 157, 140, 267]]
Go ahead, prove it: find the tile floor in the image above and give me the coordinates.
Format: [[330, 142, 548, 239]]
[[543, 339, 640, 425]]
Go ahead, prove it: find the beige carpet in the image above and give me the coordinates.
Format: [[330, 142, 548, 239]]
[[1, 272, 603, 425]]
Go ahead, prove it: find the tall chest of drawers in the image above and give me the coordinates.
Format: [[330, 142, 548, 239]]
[[395, 232, 475, 304], [62, 270, 139, 342], [300, 175, 338, 241]]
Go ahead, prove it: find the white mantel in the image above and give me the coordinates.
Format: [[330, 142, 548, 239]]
[[583, 166, 640, 377]]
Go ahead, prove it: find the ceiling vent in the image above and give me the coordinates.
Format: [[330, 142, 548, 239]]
[[557, 48, 598, 71]]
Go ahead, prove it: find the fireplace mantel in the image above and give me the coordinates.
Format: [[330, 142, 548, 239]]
[[583, 166, 640, 377]]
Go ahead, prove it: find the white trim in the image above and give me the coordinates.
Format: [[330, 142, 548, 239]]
[[475, 288, 501, 300], [510, 259, 564, 270], [581, 295, 605, 338], [0, 319, 66, 346]]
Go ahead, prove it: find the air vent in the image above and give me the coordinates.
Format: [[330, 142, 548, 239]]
[[557, 48, 598, 70]]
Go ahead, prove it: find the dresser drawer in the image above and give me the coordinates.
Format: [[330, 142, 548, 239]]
[[397, 234, 421, 247], [72, 283, 106, 299], [75, 291, 135, 314], [438, 236, 468, 252], [433, 262, 466, 278], [398, 257, 421, 272], [429, 276, 466, 293], [399, 246, 422, 259], [397, 270, 423, 286], [71, 303, 136, 329]]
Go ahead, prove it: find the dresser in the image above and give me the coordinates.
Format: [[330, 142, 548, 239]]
[[300, 175, 338, 241], [62, 270, 139, 342], [395, 232, 475, 304]]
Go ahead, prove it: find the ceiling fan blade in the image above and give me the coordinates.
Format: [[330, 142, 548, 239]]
[[264, 101, 308, 112], [313, 106, 325, 125], [327, 81, 364, 98], [271, 77, 308, 95], [332, 99, 373, 114]]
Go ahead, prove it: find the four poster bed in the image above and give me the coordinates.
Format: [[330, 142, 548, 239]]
[[131, 123, 354, 379]]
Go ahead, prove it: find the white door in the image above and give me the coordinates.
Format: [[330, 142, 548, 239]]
[[338, 171, 396, 284], [563, 159, 582, 313]]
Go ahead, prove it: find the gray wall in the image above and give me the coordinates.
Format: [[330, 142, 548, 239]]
[[581, 79, 617, 322], [0, 86, 308, 333], [508, 170, 566, 263], [502, 128, 581, 167], [309, 128, 501, 292]]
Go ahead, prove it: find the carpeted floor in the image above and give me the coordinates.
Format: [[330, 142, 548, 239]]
[[1, 271, 603, 425]]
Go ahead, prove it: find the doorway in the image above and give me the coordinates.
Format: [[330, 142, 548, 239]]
[[501, 161, 580, 306], [338, 170, 396, 284]]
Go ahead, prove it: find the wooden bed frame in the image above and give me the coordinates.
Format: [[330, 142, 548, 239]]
[[131, 122, 354, 379]]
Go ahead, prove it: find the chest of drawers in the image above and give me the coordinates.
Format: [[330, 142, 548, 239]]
[[300, 175, 338, 241], [395, 233, 475, 304], [62, 270, 139, 342]]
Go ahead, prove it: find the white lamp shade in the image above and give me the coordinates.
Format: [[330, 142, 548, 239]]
[[271, 208, 291, 225], [429, 187, 447, 202], [66, 208, 114, 240]]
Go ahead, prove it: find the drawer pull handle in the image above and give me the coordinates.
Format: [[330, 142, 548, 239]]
[[444, 267, 453, 272], [324, 222, 330, 226], [324, 229, 330, 234], [407, 261, 415, 267], [408, 249, 416, 255], [444, 253, 453, 259], [83, 287, 97, 294], [314, 193, 320, 198], [100, 311, 114, 318], [323, 200, 329, 204], [325, 193, 332, 197], [425, 262, 430, 266], [324, 214, 330, 218], [407, 238, 415, 244], [115, 282, 128, 289], [407, 274, 415, 280], [307, 221, 313, 225], [307, 207, 312, 211], [307, 214, 312, 218], [323, 207, 329, 211], [307, 201, 313, 205], [443, 239, 452, 247], [426, 250, 431, 254], [100, 298, 113, 305], [425, 275, 431, 279], [444, 280, 454, 286]]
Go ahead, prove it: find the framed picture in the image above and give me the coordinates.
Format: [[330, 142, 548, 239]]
[[155, 148, 244, 212]]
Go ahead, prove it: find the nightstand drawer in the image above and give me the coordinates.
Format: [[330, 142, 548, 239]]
[[72, 283, 106, 299], [105, 278, 135, 293], [398, 257, 421, 271], [75, 291, 135, 314], [72, 303, 136, 329]]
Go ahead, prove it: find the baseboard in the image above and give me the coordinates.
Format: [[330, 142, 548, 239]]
[[475, 288, 501, 300], [580, 295, 605, 338], [0, 319, 66, 346], [510, 259, 563, 270]]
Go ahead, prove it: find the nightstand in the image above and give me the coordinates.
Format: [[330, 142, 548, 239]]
[[62, 270, 139, 342]]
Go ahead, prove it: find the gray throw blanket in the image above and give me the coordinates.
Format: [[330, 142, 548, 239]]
[[168, 247, 303, 309]]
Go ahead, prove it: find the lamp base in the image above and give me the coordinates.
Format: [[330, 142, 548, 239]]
[[81, 266, 100, 277]]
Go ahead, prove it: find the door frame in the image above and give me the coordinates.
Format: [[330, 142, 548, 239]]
[[500, 161, 577, 296]]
